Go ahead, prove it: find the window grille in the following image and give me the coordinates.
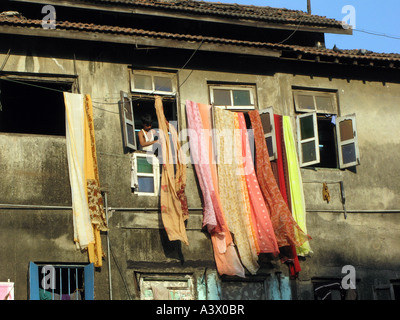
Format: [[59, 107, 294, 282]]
[[29, 262, 94, 300]]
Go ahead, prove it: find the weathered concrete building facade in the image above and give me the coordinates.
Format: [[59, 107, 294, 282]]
[[0, 0, 399, 300]]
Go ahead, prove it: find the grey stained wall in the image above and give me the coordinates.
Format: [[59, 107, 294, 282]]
[[0, 39, 399, 299]]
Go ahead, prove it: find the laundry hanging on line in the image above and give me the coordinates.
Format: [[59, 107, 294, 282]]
[[248, 110, 311, 250], [155, 95, 189, 246], [183, 101, 312, 276], [64, 92, 108, 267], [186, 100, 245, 278]]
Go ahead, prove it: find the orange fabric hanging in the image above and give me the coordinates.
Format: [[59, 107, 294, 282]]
[[155, 96, 189, 246], [238, 112, 279, 255]]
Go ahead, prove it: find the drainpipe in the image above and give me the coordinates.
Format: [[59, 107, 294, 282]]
[[340, 181, 347, 219], [104, 191, 113, 300]]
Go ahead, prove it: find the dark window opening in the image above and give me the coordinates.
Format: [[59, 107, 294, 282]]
[[132, 95, 177, 147], [390, 280, 400, 300], [314, 116, 338, 169], [0, 79, 72, 136]]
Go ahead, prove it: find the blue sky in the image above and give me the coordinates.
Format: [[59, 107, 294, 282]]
[[209, 0, 400, 54]]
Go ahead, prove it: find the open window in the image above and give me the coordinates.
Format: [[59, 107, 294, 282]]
[[128, 69, 178, 151], [209, 84, 256, 110], [29, 262, 94, 300], [296, 112, 320, 167], [126, 69, 177, 196], [0, 76, 75, 136], [293, 89, 360, 169], [336, 114, 360, 169], [120, 90, 137, 151]]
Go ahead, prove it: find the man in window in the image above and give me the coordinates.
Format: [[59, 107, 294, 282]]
[[138, 114, 158, 152]]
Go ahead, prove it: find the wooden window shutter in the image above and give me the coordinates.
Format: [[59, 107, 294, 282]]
[[296, 112, 320, 167], [259, 107, 277, 160], [336, 114, 360, 169], [120, 91, 137, 151], [84, 263, 95, 300], [29, 262, 40, 300]]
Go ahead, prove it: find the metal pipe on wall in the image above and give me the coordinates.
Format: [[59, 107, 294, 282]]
[[0, 203, 399, 214], [104, 192, 113, 300]]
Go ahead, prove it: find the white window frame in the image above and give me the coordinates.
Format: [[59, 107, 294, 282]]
[[209, 84, 256, 110], [259, 107, 277, 161], [336, 114, 360, 169], [130, 70, 177, 96], [120, 90, 137, 151], [296, 112, 320, 167], [133, 152, 160, 196], [293, 89, 338, 114]]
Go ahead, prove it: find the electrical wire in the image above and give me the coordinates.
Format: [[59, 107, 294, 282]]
[[108, 238, 134, 300], [354, 28, 400, 40], [0, 76, 66, 93], [178, 39, 205, 89], [276, 15, 306, 45]]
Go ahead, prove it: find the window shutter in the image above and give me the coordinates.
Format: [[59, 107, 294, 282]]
[[120, 91, 137, 151], [29, 262, 40, 300], [84, 263, 95, 300], [259, 107, 277, 160], [296, 112, 320, 167], [336, 114, 360, 169]]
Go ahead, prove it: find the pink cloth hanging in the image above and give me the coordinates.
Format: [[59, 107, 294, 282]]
[[185, 100, 224, 233], [187, 100, 245, 277]]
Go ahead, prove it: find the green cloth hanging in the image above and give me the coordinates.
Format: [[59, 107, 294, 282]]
[[282, 116, 312, 256]]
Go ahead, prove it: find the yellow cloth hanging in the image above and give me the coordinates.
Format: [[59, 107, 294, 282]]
[[84, 95, 108, 267], [64, 93, 108, 267], [282, 116, 312, 256]]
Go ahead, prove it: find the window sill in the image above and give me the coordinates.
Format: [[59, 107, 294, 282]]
[[300, 166, 344, 183], [0, 132, 66, 139]]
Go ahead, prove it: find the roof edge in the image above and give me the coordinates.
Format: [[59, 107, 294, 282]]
[[9, 0, 352, 35]]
